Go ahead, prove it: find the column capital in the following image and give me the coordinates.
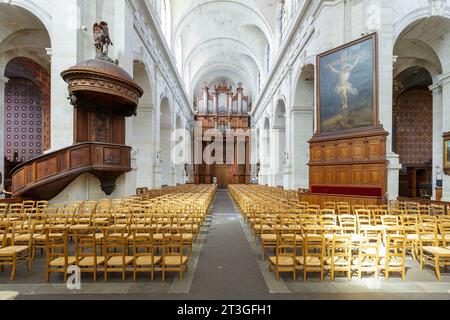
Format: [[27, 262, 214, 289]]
[[291, 106, 314, 115], [0, 74, 9, 85], [429, 82, 442, 94], [439, 72, 450, 86]]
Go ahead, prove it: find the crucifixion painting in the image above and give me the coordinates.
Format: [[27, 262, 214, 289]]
[[318, 35, 376, 133]]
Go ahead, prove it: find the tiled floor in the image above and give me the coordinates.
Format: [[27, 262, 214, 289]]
[[3, 190, 450, 300]]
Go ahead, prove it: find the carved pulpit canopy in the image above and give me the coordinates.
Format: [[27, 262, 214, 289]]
[[61, 21, 144, 117]]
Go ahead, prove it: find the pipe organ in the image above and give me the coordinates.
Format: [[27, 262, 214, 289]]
[[194, 82, 251, 188], [197, 82, 250, 115]]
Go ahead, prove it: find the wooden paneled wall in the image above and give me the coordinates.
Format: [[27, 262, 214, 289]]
[[300, 193, 383, 207], [308, 128, 388, 196]]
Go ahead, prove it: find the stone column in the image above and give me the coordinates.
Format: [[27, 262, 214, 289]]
[[202, 84, 209, 114], [49, 3, 79, 151], [430, 82, 443, 200], [291, 106, 314, 190], [440, 73, 450, 201], [134, 105, 156, 189], [0, 74, 8, 196], [237, 83, 243, 114], [213, 92, 218, 114]]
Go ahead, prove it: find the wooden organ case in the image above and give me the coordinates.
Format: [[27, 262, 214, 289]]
[[194, 82, 251, 188]]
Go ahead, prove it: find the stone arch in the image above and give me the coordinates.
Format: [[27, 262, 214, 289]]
[[133, 61, 155, 189], [392, 15, 450, 200], [159, 96, 173, 187], [260, 116, 271, 185], [290, 63, 315, 189], [0, 3, 52, 191], [273, 99, 286, 187]]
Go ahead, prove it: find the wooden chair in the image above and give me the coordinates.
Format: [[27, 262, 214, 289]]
[[298, 234, 326, 281], [380, 233, 407, 280], [431, 205, 446, 216], [36, 201, 49, 213], [327, 234, 352, 281], [416, 223, 444, 279], [366, 205, 379, 212], [0, 204, 9, 221], [8, 204, 23, 219], [324, 202, 336, 210], [103, 227, 134, 281], [259, 216, 277, 260], [74, 227, 105, 282], [337, 205, 351, 215], [132, 227, 161, 281], [45, 227, 76, 282], [338, 215, 357, 236], [161, 234, 189, 281], [269, 234, 297, 281], [356, 210, 372, 232], [352, 205, 365, 215], [0, 222, 33, 280], [371, 209, 387, 226], [355, 234, 381, 279]]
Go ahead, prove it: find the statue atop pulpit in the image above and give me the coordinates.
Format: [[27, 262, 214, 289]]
[[93, 21, 114, 62]]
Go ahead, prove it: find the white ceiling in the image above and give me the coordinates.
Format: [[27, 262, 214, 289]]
[[169, 0, 279, 103]]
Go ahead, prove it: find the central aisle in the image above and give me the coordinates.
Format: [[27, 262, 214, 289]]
[[189, 190, 269, 299]]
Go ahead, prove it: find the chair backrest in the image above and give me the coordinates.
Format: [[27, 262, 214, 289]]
[[356, 210, 372, 227], [381, 215, 400, 228], [300, 214, 318, 228], [352, 205, 365, 214], [103, 227, 128, 258], [384, 234, 407, 263], [358, 234, 381, 259], [419, 214, 437, 224], [275, 234, 297, 260], [388, 209, 404, 216], [417, 223, 438, 246], [0, 222, 11, 248], [0, 204, 9, 217], [337, 205, 351, 215], [9, 203, 24, 216], [324, 202, 336, 210], [431, 205, 445, 216], [320, 214, 337, 227], [371, 209, 387, 226], [74, 227, 98, 263], [11, 221, 35, 246], [439, 222, 450, 246], [331, 234, 352, 260], [45, 227, 69, 265], [339, 215, 357, 234], [162, 234, 184, 263], [366, 205, 379, 211], [303, 235, 326, 261], [23, 201, 36, 209]]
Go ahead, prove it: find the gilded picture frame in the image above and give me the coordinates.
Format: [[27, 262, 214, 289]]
[[316, 33, 379, 135], [444, 132, 450, 175]]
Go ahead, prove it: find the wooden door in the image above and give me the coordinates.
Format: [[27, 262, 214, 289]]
[[215, 166, 230, 189]]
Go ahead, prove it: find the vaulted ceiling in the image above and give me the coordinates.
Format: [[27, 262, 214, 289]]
[[169, 0, 280, 104], [0, 4, 51, 71]]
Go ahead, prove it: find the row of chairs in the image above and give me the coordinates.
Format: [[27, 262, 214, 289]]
[[0, 185, 216, 281], [229, 184, 450, 281]]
